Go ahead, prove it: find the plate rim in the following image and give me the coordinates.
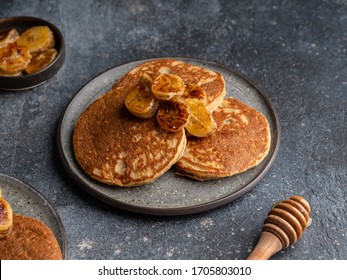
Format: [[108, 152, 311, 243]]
[[57, 56, 280, 216], [0, 172, 68, 259]]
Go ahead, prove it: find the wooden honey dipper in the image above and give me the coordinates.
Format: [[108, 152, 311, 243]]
[[247, 195, 312, 260]]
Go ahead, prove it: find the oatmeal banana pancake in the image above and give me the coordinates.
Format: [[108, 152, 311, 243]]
[[120, 59, 226, 112], [0, 214, 62, 260], [176, 98, 271, 180], [73, 59, 226, 186], [74, 92, 186, 186]]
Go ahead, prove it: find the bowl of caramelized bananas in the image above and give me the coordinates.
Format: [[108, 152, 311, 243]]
[[0, 16, 65, 90]]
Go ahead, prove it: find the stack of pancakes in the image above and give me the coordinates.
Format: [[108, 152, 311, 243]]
[[73, 59, 270, 187]]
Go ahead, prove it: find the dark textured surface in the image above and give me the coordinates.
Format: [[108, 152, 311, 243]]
[[0, 0, 346, 260]]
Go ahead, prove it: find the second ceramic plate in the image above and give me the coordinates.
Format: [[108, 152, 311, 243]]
[[0, 173, 67, 259], [57, 57, 280, 215]]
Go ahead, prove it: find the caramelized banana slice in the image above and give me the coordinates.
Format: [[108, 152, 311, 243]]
[[125, 84, 159, 119], [182, 84, 207, 104], [156, 98, 190, 132], [185, 98, 216, 137], [139, 72, 156, 88], [0, 190, 13, 238], [17, 26, 55, 53], [0, 29, 20, 48], [0, 43, 32, 72], [0, 68, 23, 76], [25, 48, 58, 74], [151, 74, 185, 100]]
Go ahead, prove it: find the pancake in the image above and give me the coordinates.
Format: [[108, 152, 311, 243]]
[[74, 93, 186, 186], [118, 59, 226, 112], [176, 98, 271, 180], [0, 214, 62, 260]]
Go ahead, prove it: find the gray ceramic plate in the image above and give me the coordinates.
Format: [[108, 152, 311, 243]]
[[0, 173, 68, 259], [57, 58, 280, 216]]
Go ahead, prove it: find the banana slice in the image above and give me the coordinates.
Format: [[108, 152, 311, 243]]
[[0, 68, 23, 76], [25, 48, 58, 74], [0, 190, 13, 238], [17, 26, 55, 53], [151, 74, 185, 100], [185, 98, 216, 137], [156, 98, 190, 132], [0, 43, 32, 72], [125, 84, 159, 119], [182, 84, 207, 104], [0, 29, 20, 48], [139, 72, 156, 88]]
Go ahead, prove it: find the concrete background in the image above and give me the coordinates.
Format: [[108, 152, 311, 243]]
[[0, 0, 346, 259]]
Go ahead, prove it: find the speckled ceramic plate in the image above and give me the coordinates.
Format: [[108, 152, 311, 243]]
[[57, 57, 280, 216], [0, 173, 68, 259]]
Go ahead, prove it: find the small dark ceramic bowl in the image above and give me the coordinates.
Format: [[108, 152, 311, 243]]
[[0, 16, 65, 91]]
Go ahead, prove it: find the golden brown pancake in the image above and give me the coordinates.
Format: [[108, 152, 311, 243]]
[[74, 95, 186, 186], [121, 59, 226, 112], [0, 214, 62, 260], [176, 98, 271, 180]]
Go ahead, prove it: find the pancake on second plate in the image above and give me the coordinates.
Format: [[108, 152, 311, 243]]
[[0, 214, 62, 260], [176, 98, 271, 180], [73, 59, 225, 187]]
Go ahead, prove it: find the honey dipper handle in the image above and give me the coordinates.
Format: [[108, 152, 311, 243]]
[[247, 231, 283, 260]]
